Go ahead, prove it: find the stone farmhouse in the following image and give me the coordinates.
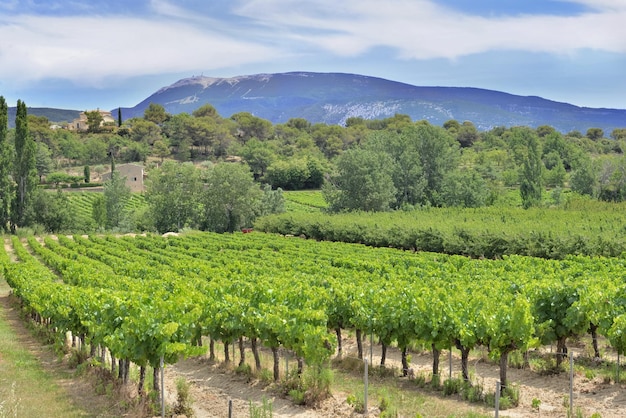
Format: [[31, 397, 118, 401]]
[[101, 163, 145, 192], [69, 109, 115, 131]]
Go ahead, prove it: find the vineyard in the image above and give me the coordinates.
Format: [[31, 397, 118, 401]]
[[2, 231, 626, 415], [257, 195, 626, 259], [65, 191, 146, 222]]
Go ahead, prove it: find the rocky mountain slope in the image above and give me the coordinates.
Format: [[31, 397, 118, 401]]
[[119, 72, 625, 133]]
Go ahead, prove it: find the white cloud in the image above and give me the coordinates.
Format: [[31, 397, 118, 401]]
[[1, 0, 624, 90], [233, 0, 626, 59], [0, 13, 279, 86], [559, 0, 626, 12]]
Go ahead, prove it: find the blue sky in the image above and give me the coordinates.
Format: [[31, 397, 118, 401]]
[[0, 0, 624, 111]]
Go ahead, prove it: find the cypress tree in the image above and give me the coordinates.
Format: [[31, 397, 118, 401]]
[[118, 107, 122, 127], [11, 100, 37, 230], [0, 96, 12, 232]]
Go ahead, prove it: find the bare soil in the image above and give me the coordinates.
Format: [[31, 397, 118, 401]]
[[160, 337, 626, 418]]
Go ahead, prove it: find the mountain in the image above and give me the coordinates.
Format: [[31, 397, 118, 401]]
[[7, 107, 80, 128], [119, 72, 625, 133]]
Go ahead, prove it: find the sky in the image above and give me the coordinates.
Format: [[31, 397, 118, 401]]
[[0, 0, 625, 111]]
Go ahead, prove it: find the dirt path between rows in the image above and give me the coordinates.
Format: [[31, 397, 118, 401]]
[[161, 338, 626, 418], [163, 359, 354, 418]]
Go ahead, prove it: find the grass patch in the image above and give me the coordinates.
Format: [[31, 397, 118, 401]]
[[0, 279, 89, 417]]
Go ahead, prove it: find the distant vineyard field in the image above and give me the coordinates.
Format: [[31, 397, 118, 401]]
[[256, 195, 626, 259], [283, 190, 326, 213], [65, 191, 146, 223]]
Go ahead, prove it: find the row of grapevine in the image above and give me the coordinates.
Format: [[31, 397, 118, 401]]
[[4, 232, 626, 396], [255, 204, 626, 258], [65, 191, 146, 219]]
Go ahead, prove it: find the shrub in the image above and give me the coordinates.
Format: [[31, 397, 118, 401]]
[[249, 397, 273, 418], [288, 389, 306, 405], [443, 377, 463, 396], [173, 377, 193, 417], [346, 393, 365, 413], [461, 381, 484, 403], [413, 372, 427, 388], [430, 373, 441, 390], [531, 397, 541, 410], [235, 363, 253, 381], [485, 384, 519, 410]]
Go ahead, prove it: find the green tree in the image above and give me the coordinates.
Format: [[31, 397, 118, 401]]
[[29, 189, 73, 232], [586, 127, 604, 141], [570, 157, 597, 196], [536, 125, 556, 138], [365, 129, 425, 208], [231, 112, 273, 142], [323, 147, 396, 212], [440, 169, 489, 207], [258, 184, 285, 216], [611, 128, 626, 141], [311, 124, 346, 158], [145, 161, 202, 232], [152, 139, 171, 163], [35, 142, 53, 183], [265, 158, 310, 190], [143, 103, 169, 125], [185, 117, 217, 156], [45, 172, 75, 187], [443, 119, 460, 133], [129, 119, 162, 145], [519, 130, 543, 209], [28, 114, 56, 153], [84, 165, 91, 183], [104, 170, 131, 229], [0, 96, 11, 232], [544, 159, 566, 188], [91, 194, 106, 229], [11, 100, 37, 231], [83, 135, 108, 164], [57, 130, 85, 164], [192, 104, 219, 119], [84, 110, 104, 133], [456, 121, 479, 148], [412, 124, 459, 206], [121, 142, 150, 163], [200, 163, 262, 232], [239, 138, 276, 180]]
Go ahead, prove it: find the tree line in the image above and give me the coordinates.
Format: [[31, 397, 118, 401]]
[[3, 97, 626, 233], [0, 97, 38, 233]]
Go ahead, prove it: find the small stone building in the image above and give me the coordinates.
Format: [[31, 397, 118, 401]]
[[101, 163, 145, 192], [69, 109, 115, 131]]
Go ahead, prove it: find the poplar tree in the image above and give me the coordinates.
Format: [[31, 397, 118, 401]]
[[11, 100, 37, 230], [520, 130, 543, 209], [0, 96, 12, 232]]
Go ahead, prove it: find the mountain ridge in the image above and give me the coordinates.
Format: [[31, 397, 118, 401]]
[[5, 72, 624, 133], [119, 72, 625, 133]]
